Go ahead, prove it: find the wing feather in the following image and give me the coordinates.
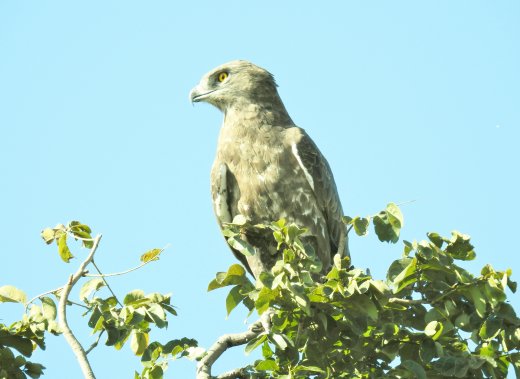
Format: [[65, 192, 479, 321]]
[[210, 162, 254, 275], [290, 129, 349, 259]]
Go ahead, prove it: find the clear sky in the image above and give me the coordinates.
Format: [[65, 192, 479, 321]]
[[1, 1, 519, 378]]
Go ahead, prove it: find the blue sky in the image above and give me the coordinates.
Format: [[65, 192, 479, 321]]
[[1, 1, 519, 377]]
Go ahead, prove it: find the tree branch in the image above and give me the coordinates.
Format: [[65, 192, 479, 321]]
[[25, 286, 62, 310], [85, 330, 105, 355], [84, 258, 155, 278], [216, 368, 249, 379], [388, 297, 424, 306], [196, 319, 264, 379], [58, 234, 102, 379]]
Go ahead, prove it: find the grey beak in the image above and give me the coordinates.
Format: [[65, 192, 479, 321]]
[[189, 87, 200, 103], [189, 84, 216, 104]]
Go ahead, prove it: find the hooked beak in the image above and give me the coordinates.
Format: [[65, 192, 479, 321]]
[[189, 84, 216, 104]]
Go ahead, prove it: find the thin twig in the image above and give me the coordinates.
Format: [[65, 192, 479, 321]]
[[90, 260, 122, 307], [396, 199, 417, 207], [69, 234, 95, 242], [196, 320, 264, 379], [85, 330, 105, 355], [58, 234, 102, 379], [84, 259, 154, 278], [63, 300, 91, 310], [25, 286, 63, 310]]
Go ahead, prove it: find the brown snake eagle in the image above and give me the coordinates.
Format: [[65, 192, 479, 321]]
[[190, 60, 349, 278]]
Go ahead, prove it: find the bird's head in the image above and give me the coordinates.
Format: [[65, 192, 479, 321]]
[[189, 60, 279, 112]]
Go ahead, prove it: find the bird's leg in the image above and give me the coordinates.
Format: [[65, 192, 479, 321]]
[[260, 307, 275, 334]]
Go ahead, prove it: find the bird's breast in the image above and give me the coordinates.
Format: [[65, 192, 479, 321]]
[[216, 127, 293, 217]]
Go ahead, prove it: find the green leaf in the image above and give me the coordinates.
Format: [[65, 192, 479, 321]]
[[374, 216, 397, 243], [262, 340, 273, 358], [40, 228, 56, 244], [420, 338, 436, 363], [255, 358, 278, 371], [245, 334, 266, 354], [227, 236, 255, 257], [432, 356, 470, 378], [386, 202, 404, 229], [131, 331, 149, 356], [0, 335, 33, 357], [466, 286, 486, 318], [392, 257, 417, 293], [57, 233, 73, 263], [68, 221, 93, 248], [208, 264, 248, 291], [445, 231, 475, 261], [402, 360, 427, 379], [353, 296, 378, 321], [352, 216, 370, 236], [427, 232, 446, 248], [373, 203, 403, 243], [425, 321, 443, 340], [255, 287, 278, 314], [387, 257, 412, 282], [146, 304, 167, 328], [140, 248, 162, 263], [148, 365, 164, 379], [479, 316, 503, 340], [271, 333, 288, 350], [68, 221, 91, 233], [342, 215, 353, 224], [79, 278, 105, 301], [295, 365, 326, 374], [124, 290, 146, 305], [24, 362, 45, 379], [0, 285, 27, 304], [40, 297, 57, 320], [226, 285, 245, 316], [455, 313, 471, 331]]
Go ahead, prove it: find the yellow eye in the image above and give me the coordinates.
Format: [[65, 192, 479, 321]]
[[218, 72, 228, 82]]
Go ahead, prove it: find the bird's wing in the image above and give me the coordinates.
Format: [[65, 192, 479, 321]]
[[289, 128, 349, 259], [210, 161, 254, 275]]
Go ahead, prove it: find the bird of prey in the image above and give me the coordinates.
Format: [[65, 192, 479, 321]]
[[190, 60, 348, 278]]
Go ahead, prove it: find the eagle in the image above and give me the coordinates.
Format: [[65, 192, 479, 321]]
[[190, 60, 349, 278]]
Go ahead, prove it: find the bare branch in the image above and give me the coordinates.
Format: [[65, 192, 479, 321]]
[[216, 368, 249, 379], [395, 199, 417, 207], [388, 297, 424, 306], [84, 258, 154, 278], [66, 300, 91, 310], [85, 330, 105, 355], [196, 319, 264, 379], [58, 234, 102, 379], [25, 286, 62, 310]]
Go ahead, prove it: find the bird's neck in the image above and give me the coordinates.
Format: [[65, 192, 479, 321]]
[[224, 97, 294, 128]]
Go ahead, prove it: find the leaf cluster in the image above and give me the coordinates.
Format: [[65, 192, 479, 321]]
[[0, 287, 54, 379], [1, 222, 197, 379], [211, 204, 520, 378]]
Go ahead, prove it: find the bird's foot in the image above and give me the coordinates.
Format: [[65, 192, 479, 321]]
[[260, 308, 275, 334]]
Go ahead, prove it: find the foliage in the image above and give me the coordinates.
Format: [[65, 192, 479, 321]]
[[0, 286, 47, 379], [209, 203, 520, 378], [0, 221, 197, 379], [1, 204, 519, 378]]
